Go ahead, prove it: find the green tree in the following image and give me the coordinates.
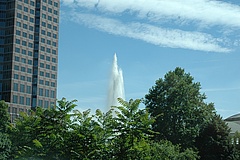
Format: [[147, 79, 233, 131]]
[[0, 100, 10, 133], [195, 114, 238, 160], [0, 101, 11, 160], [144, 67, 215, 149], [10, 98, 77, 159], [232, 132, 240, 157]]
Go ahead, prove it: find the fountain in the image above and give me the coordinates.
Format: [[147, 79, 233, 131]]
[[107, 53, 125, 108]]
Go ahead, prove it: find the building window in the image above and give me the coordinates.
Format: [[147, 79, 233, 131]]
[[51, 82, 55, 87], [22, 41, 27, 46], [52, 57, 56, 62], [45, 72, 50, 77], [20, 96, 24, 105], [38, 100, 43, 107], [30, 9, 34, 14], [39, 88, 43, 96], [27, 77, 31, 82], [51, 90, 55, 98], [41, 30, 46, 35], [23, 24, 28, 29], [29, 34, 33, 39], [17, 4, 22, 10], [13, 83, 18, 91], [28, 42, 33, 48], [28, 60, 32, 65], [15, 56, 20, 62], [48, 8, 52, 13], [45, 89, 49, 97], [16, 21, 21, 27], [40, 54, 45, 59], [20, 84, 25, 92], [42, 14, 46, 19], [21, 58, 26, 63], [29, 26, 34, 31], [52, 49, 56, 54], [53, 33, 57, 39], [40, 46, 45, 51], [46, 48, 51, 53], [54, 10, 58, 15], [22, 49, 26, 55], [40, 71, 44, 76], [44, 100, 49, 108], [13, 95, 18, 103], [26, 86, 31, 94], [22, 32, 27, 37], [42, 5, 46, 11], [54, 2, 58, 7], [24, 7, 28, 12], [47, 40, 51, 45], [41, 38, 45, 43], [51, 74, 56, 79], [21, 67, 26, 72], [14, 65, 19, 71], [46, 56, 50, 61], [30, 17, 34, 23], [53, 26, 57, 31], [15, 47, 20, 53], [27, 68, 32, 73], [46, 64, 50, 69], [16, 30, 21, 35], [26, 97, 31, 105], [47, 16, 52, 21], [53, 18, 58, 23], [14, 74, 19, 79], [20, 75, 25, 81], [30, 1, 34, 6], [47, 32, 51, 37], [39, 79, 44, 84], [40, 63, 44, 68], [28, 51, 33, 56], [42, 22, 46, 27], [52, 42, 56, 47], [51, 66, 56, 71], [23, 15, 28, 21], [15, 39, 20, 44], [17, 13, 22, 18], [48, 0, 52, 5], [45, 81, 49, 86]]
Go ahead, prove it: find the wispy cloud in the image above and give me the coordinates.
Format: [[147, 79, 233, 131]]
[[202, 87, 240, 92], [61, 0, 240, 52]]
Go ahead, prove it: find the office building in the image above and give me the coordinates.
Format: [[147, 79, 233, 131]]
[[0, 0, 60, 122]]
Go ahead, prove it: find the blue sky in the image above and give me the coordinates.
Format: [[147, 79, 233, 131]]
[[58, 0, 240, 118]]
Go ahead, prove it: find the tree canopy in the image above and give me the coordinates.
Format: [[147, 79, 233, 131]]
[[144, 67, 240, 160]]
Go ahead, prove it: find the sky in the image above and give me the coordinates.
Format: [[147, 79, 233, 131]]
[[58, 0, 240, 118]]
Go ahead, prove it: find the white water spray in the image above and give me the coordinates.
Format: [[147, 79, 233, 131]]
[[107, 53, 125, 108]]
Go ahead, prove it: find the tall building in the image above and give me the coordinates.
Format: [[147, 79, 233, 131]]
[[0, 0, 60, 122]]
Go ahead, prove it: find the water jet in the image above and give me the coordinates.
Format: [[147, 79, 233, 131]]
[[107, 53, 125, 108]]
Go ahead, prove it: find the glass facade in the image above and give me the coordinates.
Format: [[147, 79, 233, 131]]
[[0, 0, 59, 122]]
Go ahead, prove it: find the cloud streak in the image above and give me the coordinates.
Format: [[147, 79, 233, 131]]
[[62, 0, 240, 52], [71, 13, 230, 52], [64, 0, 240, 27]]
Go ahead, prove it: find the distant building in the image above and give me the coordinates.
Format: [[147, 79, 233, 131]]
[[225, 113, 240, 135], [0, 0, 60, 122]]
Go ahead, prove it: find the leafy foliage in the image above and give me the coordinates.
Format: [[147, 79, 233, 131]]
[[0, 132, 11, 160], [0, 100, 10, 133], [144, 67, 215, 149], [195, 114, 237, 159], [0, 101, 11, 160], [8, 97, 197, 159]]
